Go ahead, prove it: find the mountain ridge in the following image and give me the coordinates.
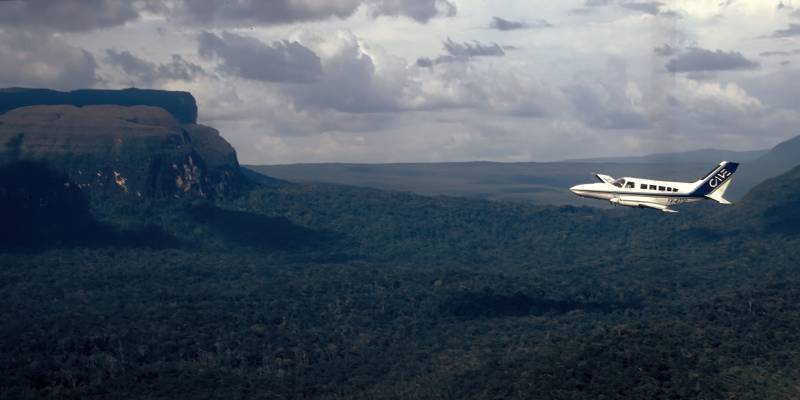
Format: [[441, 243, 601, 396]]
[[248, 134, 799, 205]]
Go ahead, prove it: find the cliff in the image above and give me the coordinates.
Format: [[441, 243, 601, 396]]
[[0, 104, 240, 198]]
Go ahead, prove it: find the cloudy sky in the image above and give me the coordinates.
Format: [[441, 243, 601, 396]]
[[1, 0, 799, 163]]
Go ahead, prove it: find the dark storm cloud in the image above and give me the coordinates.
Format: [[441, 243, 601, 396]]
[[162, 0, 455, 26], [0, 0, 140, 32], [772, 24, 800, 38], [104, 50, 205, 86], [489, 17, 551, 31], [198, 31, 322, 83], [416, 38, 506, 67], [665, 48, 758, 72], [0, 31, 97, 89]]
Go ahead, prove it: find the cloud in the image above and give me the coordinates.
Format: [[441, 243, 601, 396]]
[[162, 0, 455, 26], [573, 0, 677, 16], [0, 31, 97, 90], [759, 50, 800, 57], [104, 50, 205, 86], [0, 0, 140, 32], [198, 31, 322, 83], [621, 2, 662, 15], [416, 57, 435, 68], [772, 24, 800, 37], [489, 17, 551, 31], [367, 0, 456, 22], [565, 82, 651, 130], [443, 38, 505, 58], [285, 32, 409, 113], [740, 68, 800, 111], [654, 44, 679, 57], [158, 55, 206, 82], [417, 38, 506, 66], [665, 48, 758, 72]]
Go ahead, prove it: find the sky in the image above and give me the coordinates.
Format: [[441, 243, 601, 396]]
[[1, 0, 799, 164]]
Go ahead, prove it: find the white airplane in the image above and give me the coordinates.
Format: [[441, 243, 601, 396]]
[[570, 161, 739, 213]]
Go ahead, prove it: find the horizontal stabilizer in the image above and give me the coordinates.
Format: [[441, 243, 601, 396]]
[[705, 178, 734, 204]]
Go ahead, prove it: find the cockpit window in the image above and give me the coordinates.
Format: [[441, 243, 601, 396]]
[[612, 178, 625, 188]]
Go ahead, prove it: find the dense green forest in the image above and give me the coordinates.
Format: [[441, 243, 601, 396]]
[[2, 162, 800, 399]]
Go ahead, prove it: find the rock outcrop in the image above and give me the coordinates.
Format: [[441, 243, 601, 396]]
[[0, 87, 198, 124], [0, 104, 240, 198]]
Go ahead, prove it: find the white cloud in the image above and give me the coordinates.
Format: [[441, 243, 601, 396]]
[[2, 0, 799, 163]]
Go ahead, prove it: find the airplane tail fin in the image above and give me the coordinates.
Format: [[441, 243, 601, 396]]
[[692, 161, 739, 204]]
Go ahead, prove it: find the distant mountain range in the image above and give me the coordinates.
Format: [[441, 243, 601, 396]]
[[565, 148, 769, 164], [248, 135, 800, 206]]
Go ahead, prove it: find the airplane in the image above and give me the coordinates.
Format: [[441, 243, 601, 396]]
[[569, 161, 739, 213]]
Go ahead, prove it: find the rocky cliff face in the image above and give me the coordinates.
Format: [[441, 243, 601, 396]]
[[0, 105, 240, 198], [0, 87, 198, 124]]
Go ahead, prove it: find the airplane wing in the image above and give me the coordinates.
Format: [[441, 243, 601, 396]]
[[613, 196, 679, 213], [638, 202, 678, 213]]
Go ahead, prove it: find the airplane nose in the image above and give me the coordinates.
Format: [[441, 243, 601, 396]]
[[570, 185, 578, 194]]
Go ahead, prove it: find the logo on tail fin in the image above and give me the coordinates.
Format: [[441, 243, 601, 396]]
[[693, 161, 739, 197]]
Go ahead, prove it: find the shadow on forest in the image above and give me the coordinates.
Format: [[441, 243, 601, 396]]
[[445, 291, 640, 318], [188, 204, 328, 250], [0, 160, 177, 252]]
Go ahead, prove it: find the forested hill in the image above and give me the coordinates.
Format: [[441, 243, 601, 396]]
[[2, 86, 799, 399], [2, 148, 800, 398]]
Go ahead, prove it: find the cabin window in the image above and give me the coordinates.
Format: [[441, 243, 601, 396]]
[[670, 188, 676, 192], [625, 182, 635, 189], [640, 184, 647, 189], [658, 186, 665, 191], [649, 185, 656, 190]]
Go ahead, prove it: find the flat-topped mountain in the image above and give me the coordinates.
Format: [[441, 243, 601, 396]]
[[0, 87, 198, 124], [0, 104, 240, 198]]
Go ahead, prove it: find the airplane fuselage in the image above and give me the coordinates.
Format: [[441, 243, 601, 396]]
[[570, 179, 703, 208], [569, 161, 739, 213]]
